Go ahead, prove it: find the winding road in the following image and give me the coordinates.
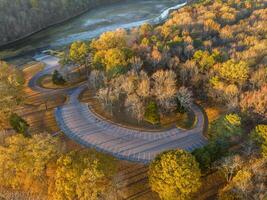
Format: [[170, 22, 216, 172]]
[[30, 54, 207, 163]]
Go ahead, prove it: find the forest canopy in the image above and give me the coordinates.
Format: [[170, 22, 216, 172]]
[[66, 0, 267, 126]]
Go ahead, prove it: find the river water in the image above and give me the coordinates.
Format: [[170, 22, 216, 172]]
[[0, 0, 186, 61]]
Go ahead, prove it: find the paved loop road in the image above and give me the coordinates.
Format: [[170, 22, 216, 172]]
[[31, 54, 207, 164]]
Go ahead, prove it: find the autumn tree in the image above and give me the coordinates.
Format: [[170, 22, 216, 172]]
[[50, 150, 117, 200], [204, 18, 220, 34], [209, 76, 239, 109], [91, 29, 127, 51], [129, 56, 143, 72], [219, 159, 267, 200], [167, 56, 180, 70], [152, 70, 177, 113], [93, 50, 107, 70], [69, 41, 89, 66], [88, 70, 105, 89], [220, 25, 233, 40], [90, 29, 130, 75], [125, 94, 145, 122], [176, 86, 193, 112], [240, 85, 267, 121], [0, 61, 24, 130], [251, 125, 267, 158], [179, 60, 198, 85], [123, 71, 150, 121], [217, 60, 249, 86], [136, 71, 150, 98], [150, 47, 163, 68], [193, 50, 215, 72], [249, 66, 267, 89], [216, 155, 243, 183], [218, 170, 251, 200], [139, 23, 153, 37], [104, 48, 128, 73], [149, 150, 201, 200], [96, 86, 120, 109], [0, 134, 62, 194]]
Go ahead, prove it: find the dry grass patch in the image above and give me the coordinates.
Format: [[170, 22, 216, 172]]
[[198, 101, 227, 123], [195, 171, 225, 200], [205, 106, 225, 122], [23, 62, 44, 82]]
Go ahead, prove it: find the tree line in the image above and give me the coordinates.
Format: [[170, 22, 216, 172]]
[[59, 0, 266, 126]]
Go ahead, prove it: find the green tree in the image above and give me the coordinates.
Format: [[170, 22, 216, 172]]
[[149, 150, 201, 200], [193, 140, 229, 171], [144, 101, 160, 125], [251, 124, 267, 158], [9, 113, 29, 136], [209, 114, 243, 140], [192, 147, 211, 171], [52, 70, 66, 85]]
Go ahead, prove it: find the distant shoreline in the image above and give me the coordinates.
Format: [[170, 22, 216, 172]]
[[0, 0, 123, 49], [1, 0, 190, 61]]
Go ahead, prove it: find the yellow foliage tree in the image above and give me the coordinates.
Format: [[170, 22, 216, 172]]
[[104, 48, 127, 72], [50, 150, 117, 200], [0, 61, 24, 130], [251, 124, 267, 158], [91, 29, 127, 51], [69, 41, 89, 65], [148, 150, 201, 200], [0, 134, 62, 194], [218, 60, 249, 85]]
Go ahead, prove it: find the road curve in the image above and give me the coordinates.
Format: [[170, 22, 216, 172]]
[[29, 54, 61, 92], [31, 54, 207, 163]]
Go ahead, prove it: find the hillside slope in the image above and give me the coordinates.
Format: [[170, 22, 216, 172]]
[[0, 0, 121, 46]]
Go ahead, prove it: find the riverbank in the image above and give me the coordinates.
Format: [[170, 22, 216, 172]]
[[0, 0, 124, 47], [0, 0, 187, 62]]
